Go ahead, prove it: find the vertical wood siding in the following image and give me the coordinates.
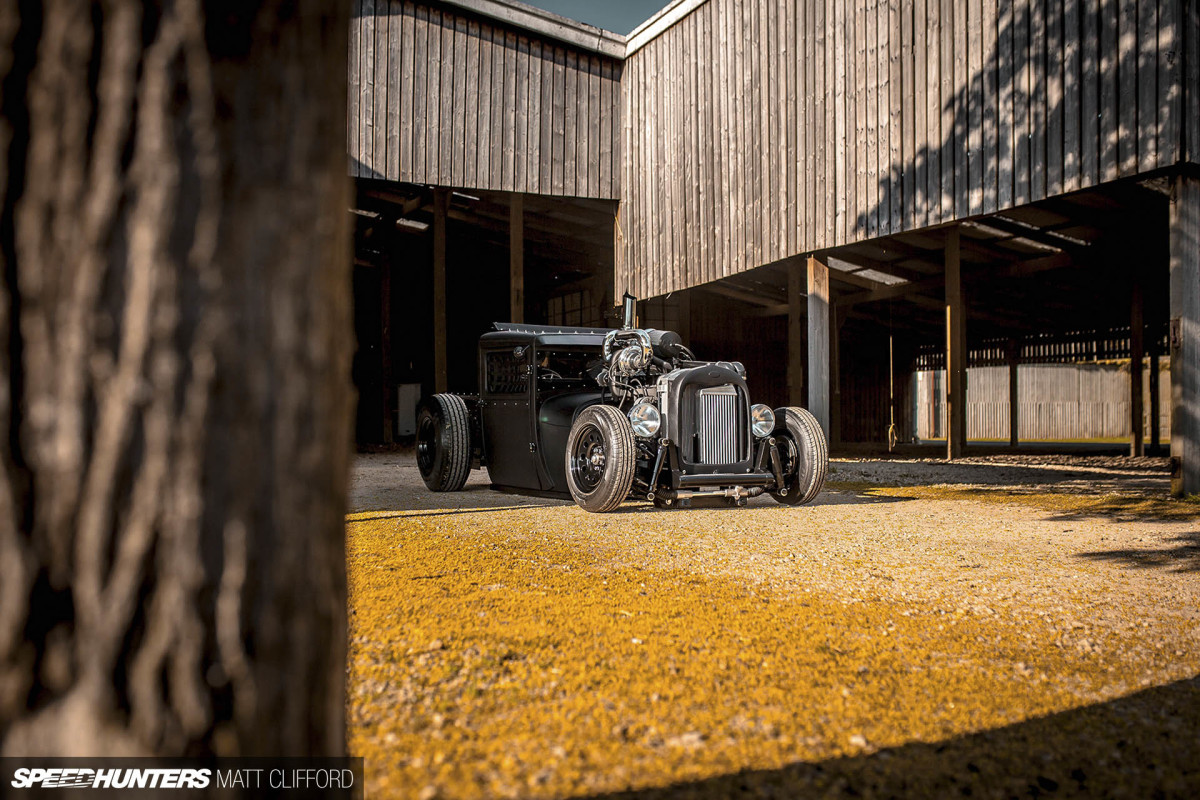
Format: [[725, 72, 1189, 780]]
[[915, 364, 1171, 440], [618, 0, 1191, 297], [350, 0, 622, 198]]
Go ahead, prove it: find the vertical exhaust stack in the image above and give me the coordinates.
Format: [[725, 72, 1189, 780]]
[[622, 293, 637, 330]]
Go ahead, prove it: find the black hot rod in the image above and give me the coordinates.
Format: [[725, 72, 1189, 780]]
[[416, 295, 827, 512]]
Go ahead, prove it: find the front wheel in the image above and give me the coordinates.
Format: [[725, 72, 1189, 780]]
[[769, 407, 828, 505], [564, 405, 636, 513]]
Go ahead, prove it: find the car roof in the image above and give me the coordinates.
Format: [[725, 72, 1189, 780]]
[[483, 323, 610, 349]]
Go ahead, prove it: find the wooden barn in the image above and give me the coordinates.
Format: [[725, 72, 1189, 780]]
[[347, 0, 1200, 494]]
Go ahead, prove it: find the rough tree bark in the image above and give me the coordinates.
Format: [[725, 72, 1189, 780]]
[[0, 0, 352, 755]]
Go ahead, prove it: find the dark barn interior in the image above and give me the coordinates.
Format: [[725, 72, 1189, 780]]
[[351, 180, 616, 443]]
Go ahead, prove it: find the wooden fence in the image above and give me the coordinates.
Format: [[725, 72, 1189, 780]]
[[915, 362, 1170, 440]]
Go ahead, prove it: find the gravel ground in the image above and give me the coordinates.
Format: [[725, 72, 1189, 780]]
[[346, 453, 1200, 799]]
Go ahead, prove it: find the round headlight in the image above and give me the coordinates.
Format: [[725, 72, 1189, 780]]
[[751, 404, 776, 438], [628, 401, 661, 438]]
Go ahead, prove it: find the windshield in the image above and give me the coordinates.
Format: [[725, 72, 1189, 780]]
[[536, 348, 602, 383]]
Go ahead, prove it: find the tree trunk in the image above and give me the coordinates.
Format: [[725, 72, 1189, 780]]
[[0, 0, 352, 756]]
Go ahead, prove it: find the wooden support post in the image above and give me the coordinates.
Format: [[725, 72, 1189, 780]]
[[1130, 278, 1145, 456], [1150, 332, 1161, 452], [510, 193, 524, 323], [788, 261, 805, 407], [1170, 174, 1200, 496], [831, 304, 842, 447], [807, 256, 830, 435], [1007, 338, 1019, 447], [381, 252, 393, 445], [433, 189, 449, 394], [945, 226, 967, 460]]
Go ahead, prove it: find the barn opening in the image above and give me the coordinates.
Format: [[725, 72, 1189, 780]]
[[348, 0, 1200, 492]]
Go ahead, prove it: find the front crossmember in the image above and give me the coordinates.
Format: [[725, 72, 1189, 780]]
[[633, 436, 792, 506]]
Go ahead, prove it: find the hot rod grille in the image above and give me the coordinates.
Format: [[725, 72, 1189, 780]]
[[696, 385, 740, 464]]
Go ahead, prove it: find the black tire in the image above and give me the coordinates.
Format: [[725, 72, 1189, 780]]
[[564, 405, 636, 513], [416, 394, 472, 492], [769, 407, 828, 506]]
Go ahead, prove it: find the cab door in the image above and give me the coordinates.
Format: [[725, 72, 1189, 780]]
[[479, 344, 541, 490]]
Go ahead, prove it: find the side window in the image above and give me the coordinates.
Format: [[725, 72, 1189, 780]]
[[485, 350, 529, 395]]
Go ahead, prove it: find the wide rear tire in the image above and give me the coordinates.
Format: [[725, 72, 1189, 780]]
[[416, 393, 472, 492], [564, 405, 636, 513], [769, 407, 828, 505]]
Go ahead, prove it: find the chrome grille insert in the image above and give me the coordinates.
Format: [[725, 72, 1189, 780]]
[[696, 385, 740, 464]]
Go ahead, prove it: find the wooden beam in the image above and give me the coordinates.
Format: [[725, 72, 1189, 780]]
[[365, 186, 426, 215], [840, 275, 942, 306], [807, 255, 830, 435], [825, 266, 896, 291], [969, 213, 1093, 255], [1170, 175, 1199, 496], [995, 251, 1074, 277], [510, 194, 524, 323], [433, 189, 449, 394], [839, 250, 1078, 309], [945, 226, 966, 460], [788, 263, 804, 406], [443, 0, 627, 59], [701, 282, 786, 308], [1130, 277, 1145, 456], [830, 248, 941, 281], [957, 232, 1058, 265]]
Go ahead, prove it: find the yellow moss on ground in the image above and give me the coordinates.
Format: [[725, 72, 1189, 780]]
[[346, 507, 1199, 799]]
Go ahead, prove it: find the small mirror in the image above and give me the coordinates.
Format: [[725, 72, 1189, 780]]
[[622, 293, 637, 330]]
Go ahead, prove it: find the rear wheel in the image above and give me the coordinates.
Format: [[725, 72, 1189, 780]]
[[565, 405, 636, 513], [769, 407, 828, 505], [416, 393, 472, 492]]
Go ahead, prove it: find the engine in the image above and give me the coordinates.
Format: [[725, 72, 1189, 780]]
[[597, 327, 717, 399], [593, 294, 784, 476]]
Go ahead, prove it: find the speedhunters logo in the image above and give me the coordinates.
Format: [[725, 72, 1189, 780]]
[[2, 759, 363, 797], [12, 768, 211, 789]]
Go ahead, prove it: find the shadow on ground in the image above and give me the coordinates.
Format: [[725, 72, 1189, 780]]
[[350, 487, 915, 518], [348, 456, 918, 516], [583, 676, 1200, 799], [1077, 532, 1200, 573], [831, 456, 1171, 497]]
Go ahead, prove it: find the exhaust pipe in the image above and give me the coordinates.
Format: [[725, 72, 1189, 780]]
[[621, 292, 637, 330]]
